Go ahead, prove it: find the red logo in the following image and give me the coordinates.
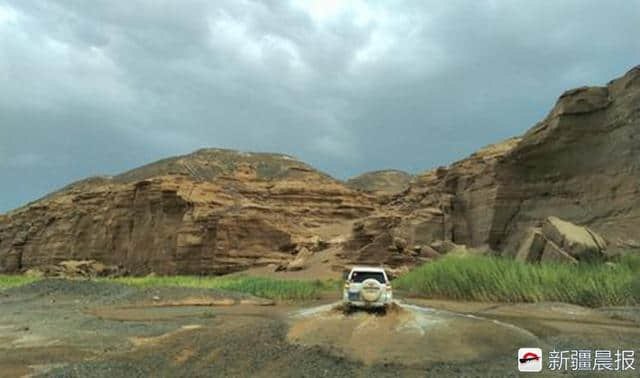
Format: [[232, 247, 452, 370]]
[[520, 352, 540, 364]]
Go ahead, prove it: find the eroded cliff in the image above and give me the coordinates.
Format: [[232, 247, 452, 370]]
[[0, 149, 377, 274]]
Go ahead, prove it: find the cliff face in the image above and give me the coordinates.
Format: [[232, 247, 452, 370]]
[[393, 137, 522, 248], [490, 67, 640, 253], [1, 66, 639, 275], [387, 65, 640, 255], [0, 149, 377, 275]]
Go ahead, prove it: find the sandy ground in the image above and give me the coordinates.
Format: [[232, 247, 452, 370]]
[[0, 279, 638, 377]]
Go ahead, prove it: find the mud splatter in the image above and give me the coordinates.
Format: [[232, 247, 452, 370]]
[[287, 301, 541, 366]]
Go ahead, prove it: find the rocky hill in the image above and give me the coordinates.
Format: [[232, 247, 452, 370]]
[[346, 170, 412, 196], [0, 149, 379, 275], [1, 66, 639, 275]]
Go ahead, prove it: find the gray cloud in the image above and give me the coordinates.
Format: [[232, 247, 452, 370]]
[[1, 0, 639, 212]]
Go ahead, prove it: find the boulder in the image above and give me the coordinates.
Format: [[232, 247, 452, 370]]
[[419, 245, 442, 259], [514, 228, 546, 263], [540, 240, 578, 264], [515, 217, 606, 264], [286, 247, 313, 271], [541, 217, 606, 261], [430, 240, 461, 255]]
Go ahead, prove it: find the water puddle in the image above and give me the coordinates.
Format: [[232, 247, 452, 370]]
[[287, 301, 541, 366]]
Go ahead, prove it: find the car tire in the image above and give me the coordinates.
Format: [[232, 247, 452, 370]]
[[360, 278, 383, 302]]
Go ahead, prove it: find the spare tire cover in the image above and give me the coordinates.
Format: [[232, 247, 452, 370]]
[[360, 278, 382, 302]]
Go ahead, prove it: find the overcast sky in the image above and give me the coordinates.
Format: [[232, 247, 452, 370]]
[[1, 0, 639, 213]]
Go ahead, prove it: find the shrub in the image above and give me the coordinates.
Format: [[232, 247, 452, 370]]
[[394, 254, 640, 307]]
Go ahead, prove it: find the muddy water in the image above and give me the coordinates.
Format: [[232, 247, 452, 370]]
[[287, 302, 541, 366], [1, 280, 638, 377]]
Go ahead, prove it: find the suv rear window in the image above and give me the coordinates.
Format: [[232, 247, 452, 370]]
[[350, 271, 386, 283]]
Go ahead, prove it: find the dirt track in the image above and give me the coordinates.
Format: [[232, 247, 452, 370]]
[[0, 280, 638, 377]]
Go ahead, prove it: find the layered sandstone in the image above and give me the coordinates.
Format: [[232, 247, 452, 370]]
[[0, 149, 377, 275], [491, 66, 640, 253], [336, 136, 520, 263], [340, 65, 640, 260]]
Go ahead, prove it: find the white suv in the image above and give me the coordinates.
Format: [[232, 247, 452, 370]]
[[343, 266, 393, 309]]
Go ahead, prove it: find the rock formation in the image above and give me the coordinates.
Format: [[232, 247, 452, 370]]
[[515, 217, 607, 264], [352, 65, 640, 259], [1, 65, 639, 275], [24, 259, 125, 278], [346, 170, 412, 196], [490, 66, 640, 253], [0, 149, 377, 275]]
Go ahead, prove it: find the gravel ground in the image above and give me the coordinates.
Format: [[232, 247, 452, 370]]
[[1, 280, 638, 378]]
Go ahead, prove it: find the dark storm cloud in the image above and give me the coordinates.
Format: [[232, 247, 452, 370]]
[[1, 0, 639, 212]]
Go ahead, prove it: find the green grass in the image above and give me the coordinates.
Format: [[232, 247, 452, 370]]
[[394, 254, 640, 307], [5, 254, 639, 307], [0, 275, 40, 289], [108, 275, 338, 301], [0, 272, 339, 301]]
